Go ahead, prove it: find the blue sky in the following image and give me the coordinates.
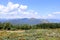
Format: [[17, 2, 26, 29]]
[[0, 0, 60, 19]]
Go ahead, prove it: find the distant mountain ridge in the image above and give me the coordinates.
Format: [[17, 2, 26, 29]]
[[0, 18, 60, 25]]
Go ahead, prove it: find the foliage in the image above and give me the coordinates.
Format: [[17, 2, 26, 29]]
[[0, 22, 60, 30], [35, 23, 60, 29]]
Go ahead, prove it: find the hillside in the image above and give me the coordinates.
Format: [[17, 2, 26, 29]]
[[0, 18, 60, 25]]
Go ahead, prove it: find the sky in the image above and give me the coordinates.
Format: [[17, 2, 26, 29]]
[[0, 0, 60, 19]]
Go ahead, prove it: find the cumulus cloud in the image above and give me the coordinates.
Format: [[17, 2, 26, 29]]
[[7, 2, 19, 11], [0, 2, 40, 19], [0, 2, 59, 19], [20, 5, 28, 10]]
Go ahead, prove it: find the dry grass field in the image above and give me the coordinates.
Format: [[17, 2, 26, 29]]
[[0, 29, 60, 40]]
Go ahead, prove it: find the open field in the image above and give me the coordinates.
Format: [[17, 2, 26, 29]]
[[0, 29, 60, 40]]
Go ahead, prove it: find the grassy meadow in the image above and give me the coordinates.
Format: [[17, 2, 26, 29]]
[[0, 29, 60, 40]]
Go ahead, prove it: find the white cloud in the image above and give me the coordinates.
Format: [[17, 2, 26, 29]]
[[0, 2, 41, 19], [47, 14, 53, 17], [0, 2, 59, 19], [42, 12, 60, 19], [0, 2, 19, 13], [20, 5, 28, 10], [7, 2, 19, 10], [53, 12, 60, 14]]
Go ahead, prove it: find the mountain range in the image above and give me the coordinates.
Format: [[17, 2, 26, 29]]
[[0, 18, 60, 25]]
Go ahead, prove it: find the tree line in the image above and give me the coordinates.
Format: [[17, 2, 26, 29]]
[[0, 22, 60, 30]]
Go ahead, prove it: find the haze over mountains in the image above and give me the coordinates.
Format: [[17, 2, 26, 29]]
[[0, 18, 60, 25]]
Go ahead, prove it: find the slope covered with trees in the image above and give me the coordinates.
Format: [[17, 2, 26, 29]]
[[0, 22, 60, 30]]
